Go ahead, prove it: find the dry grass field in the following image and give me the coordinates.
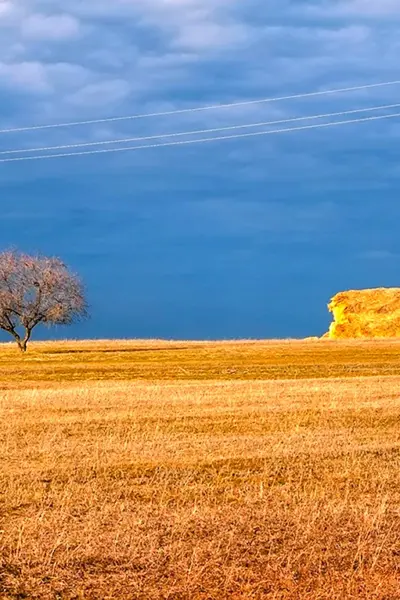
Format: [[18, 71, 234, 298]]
[[1, 338, 400, 383], [1, 340, 400, 599]]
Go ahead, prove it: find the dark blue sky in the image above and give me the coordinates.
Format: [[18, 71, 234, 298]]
[[1, 0, 400, 340]]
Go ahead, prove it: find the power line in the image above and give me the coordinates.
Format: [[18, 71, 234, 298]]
[[1, 110, 399, 165], [0, 80, 399, 135], [1, 102, 399, 156]]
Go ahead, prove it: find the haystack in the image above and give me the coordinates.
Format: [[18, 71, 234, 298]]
[[326, 287, 400, 339]]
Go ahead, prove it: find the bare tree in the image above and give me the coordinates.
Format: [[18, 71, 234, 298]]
[[0, 250, 88, 351]]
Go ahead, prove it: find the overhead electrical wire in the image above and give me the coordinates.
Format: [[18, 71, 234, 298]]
[[0, 80, 399, 135], [0, 102, 399, 157], [1, 110, 399, 164]]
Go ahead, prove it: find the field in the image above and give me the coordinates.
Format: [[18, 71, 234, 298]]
[[1, 338, 400, 383], [1, 340, 400, 599]]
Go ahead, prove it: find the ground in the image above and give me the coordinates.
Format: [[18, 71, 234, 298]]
[[1, 340, 400, 599]]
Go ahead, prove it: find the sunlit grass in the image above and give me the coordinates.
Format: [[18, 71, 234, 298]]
[[1, 340, 400, 598], [1, 374, 400, 598], [1, 338, 400, 383]]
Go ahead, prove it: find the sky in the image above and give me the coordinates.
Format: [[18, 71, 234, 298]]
[[1, 0, 400, 341]]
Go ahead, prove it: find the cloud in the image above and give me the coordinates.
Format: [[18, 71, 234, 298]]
[[333, 0, 400, 16], [57, 0, 253, 51], [67, 79, 131, 108], [0, 60, 50, 93], [172, 20, 250, 50], [0, 0, 12, 16], [45, 62, 90, 89], [20, 13, 80, 41], [0, 60, 94, 96], [1, 0, 400, 167], [0, 0, 251, 120]]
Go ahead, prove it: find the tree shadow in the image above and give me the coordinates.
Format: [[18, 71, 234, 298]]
[[41, 346, 197, 355]]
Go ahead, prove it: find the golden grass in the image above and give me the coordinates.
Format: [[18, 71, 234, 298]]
[[327, 288, 400, 339], [1, 338, 400, 383], [1, 370, 400, 599]]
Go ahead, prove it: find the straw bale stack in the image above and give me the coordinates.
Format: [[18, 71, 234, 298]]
[[326, 287, 400, 339]]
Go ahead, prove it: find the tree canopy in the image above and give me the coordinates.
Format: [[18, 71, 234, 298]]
[[0, 250, 87, 351]]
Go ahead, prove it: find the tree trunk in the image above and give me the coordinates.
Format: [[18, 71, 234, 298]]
[[18, 339, 28, 352], [16, 328, 31, 352]]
